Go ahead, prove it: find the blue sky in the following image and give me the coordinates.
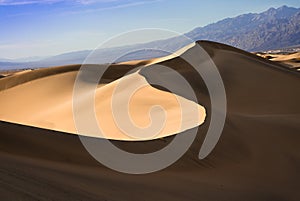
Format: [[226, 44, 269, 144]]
[[0, 0, 300, 59]]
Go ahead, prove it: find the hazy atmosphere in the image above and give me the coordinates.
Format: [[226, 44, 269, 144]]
[[1, 0, 300, 59]]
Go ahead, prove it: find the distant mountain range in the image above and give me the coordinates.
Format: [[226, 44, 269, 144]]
[[186, 5, 300, 51], [1, 5, 300, 70]]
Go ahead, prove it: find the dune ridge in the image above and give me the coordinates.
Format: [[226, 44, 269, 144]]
[[0, 43, 205, 140], [0, 41, 299, 200]]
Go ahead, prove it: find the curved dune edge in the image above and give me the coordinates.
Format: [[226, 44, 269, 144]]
[[0, 71, 206, 141], [0, 43, 206, 141], [118, 42, 196, 66], [1, 41, 300, 200]]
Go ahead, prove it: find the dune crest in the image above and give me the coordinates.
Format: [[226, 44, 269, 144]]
[[0, 41, 300, 200], [0, 65, 205, 140]]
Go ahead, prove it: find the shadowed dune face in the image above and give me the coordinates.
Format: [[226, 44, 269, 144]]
[[0, 41, 299, 200], [143, 41, 300, 116]]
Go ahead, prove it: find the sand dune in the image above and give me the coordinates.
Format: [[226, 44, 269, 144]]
[[257, 52, 300, 69], [118, 42, 196, 66], [0, 41, 299, 200], [269, 52, 300, 61], [0, 45, 205, 140]]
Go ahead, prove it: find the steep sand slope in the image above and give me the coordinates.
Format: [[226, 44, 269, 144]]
[[0, 41, 299, 200]]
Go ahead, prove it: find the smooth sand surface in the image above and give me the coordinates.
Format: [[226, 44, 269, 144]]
[[0, 41, 299, 200], [0, 45, 205, 141], [0, 71, 205, 140]]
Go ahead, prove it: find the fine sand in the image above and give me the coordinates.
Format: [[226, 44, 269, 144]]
[[0, 46, 205, 141], [0, 41, 299, 201]]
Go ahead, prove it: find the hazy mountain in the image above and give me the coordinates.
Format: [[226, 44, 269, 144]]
[[186, 5, 300, 51], [0, 38, 189, 70], [1, 5, 300, 70]]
